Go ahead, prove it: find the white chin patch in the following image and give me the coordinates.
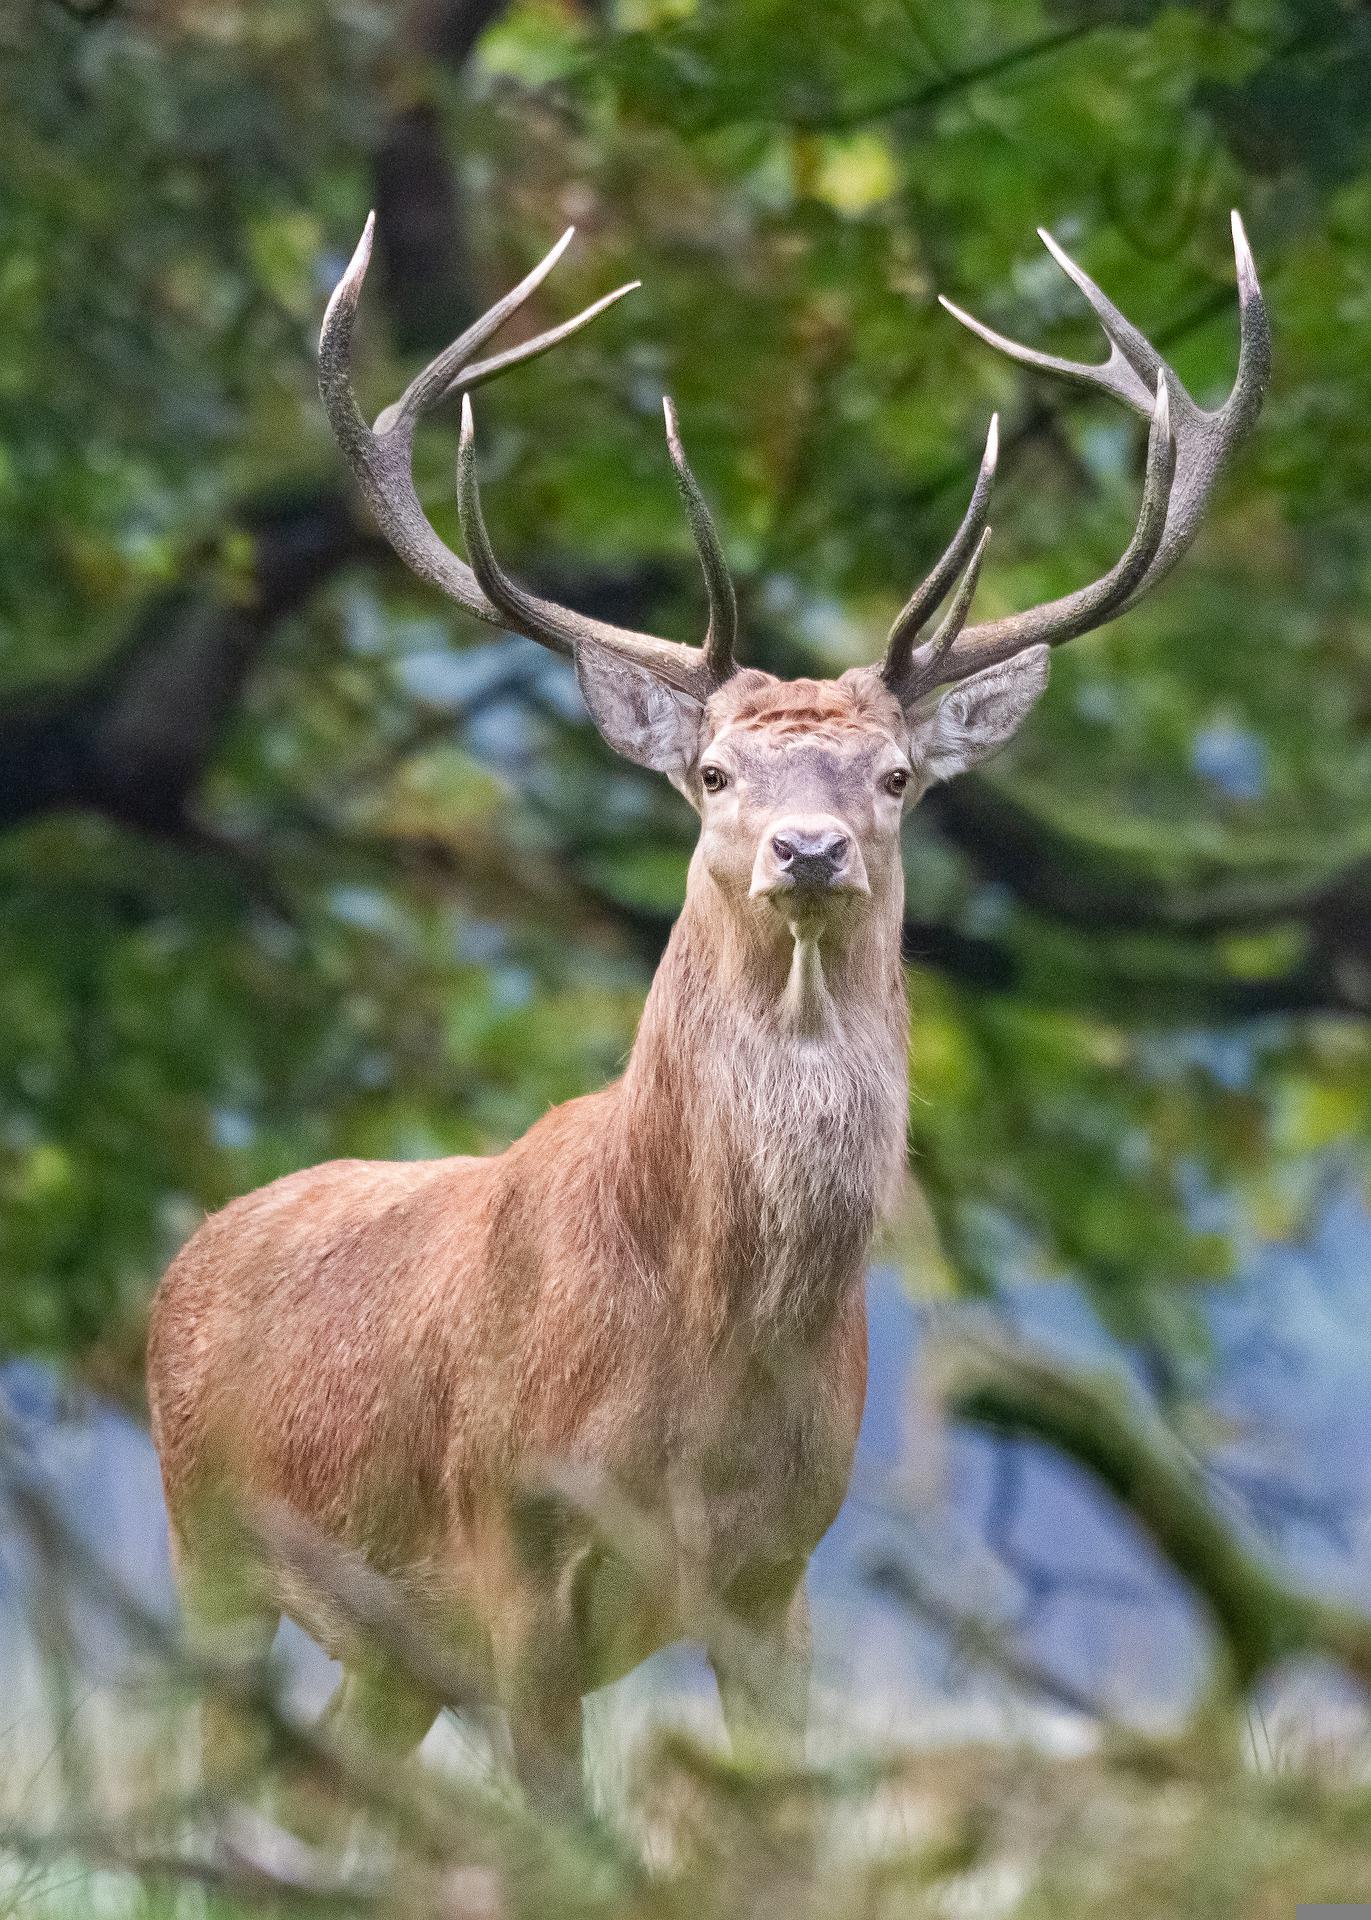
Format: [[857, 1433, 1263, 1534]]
[[782, 927, 833, 1034]]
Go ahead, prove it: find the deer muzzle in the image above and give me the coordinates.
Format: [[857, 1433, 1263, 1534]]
[[750, 815, 870, 903]]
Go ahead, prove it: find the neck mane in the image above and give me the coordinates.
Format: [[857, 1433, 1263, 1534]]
[[610, 863, 909, 1338]]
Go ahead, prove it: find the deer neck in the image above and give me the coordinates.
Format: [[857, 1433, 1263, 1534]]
[[615, 864, 909, 1335]]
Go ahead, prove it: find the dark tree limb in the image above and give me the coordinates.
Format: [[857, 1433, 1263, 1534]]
[[930, 1325, 1371, 1695], [15, 529, 1362, 1027], [371, 0, 606, 351], [368, 1, 516, 355], [3, 491, 1364, 1023], [0, 493, 375, 837], [372, 95, 476, 357], [867, 1554, 1110, 1722], [923, 777, 1371, 944]]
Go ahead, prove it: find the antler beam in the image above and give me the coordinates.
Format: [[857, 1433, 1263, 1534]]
[[321, 210, 1267, 717], [319, 217, 737, 701], [885, 212, 1269, 703]]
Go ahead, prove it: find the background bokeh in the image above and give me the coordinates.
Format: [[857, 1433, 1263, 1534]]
[[1, 0, 1370, 1910]]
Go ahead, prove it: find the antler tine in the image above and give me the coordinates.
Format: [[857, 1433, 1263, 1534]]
[[456, 396, 714, 695], [434, 278, 642, 408], [319, 216, 734, 698], [903, 526, 992, 703], [938, 229, 1159, 418], [1227, 211, 1271, 438], [455, 393, 570, 659], [936, 292, 1154, 417], [662, 398, 738, 680], [917, 373, 1175, 689], [1034, 227, 1166, 410], [375, 227, 572, 437], [318, 213, 384, 490], [880, 413, 998, 694], [918, 213, 1269, 693]]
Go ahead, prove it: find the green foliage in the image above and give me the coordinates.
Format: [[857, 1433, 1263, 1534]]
[[0, 0, 1367, 1368]]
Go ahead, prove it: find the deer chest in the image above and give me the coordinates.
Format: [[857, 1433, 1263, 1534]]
[[667, 1303, 867, 1592]]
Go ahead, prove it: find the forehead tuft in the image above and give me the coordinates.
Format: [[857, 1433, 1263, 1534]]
[[707, 671, 902, 744]]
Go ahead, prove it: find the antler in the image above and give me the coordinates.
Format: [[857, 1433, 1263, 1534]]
[[319, 217, 738, 701], [882, 212, 1270, 703]]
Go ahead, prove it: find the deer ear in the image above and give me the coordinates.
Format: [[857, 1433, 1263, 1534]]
[[575, 643, 704, 792], [905, 645, 1049, 787]]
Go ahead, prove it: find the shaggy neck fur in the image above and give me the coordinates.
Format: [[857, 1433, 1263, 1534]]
[[612, 860, 909, 1340]]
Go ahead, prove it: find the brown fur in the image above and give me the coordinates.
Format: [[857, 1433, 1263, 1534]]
[[147, 657, 1042, 1793]]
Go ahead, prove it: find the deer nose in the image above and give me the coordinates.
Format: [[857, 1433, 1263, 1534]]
[[771, 827, 850, 888]]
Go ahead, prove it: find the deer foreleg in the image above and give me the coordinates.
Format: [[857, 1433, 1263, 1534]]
[[710, 1561, 810, 1762], [492, 1592, 586, 1810]]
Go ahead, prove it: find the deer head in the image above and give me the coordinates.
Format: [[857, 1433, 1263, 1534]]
[[320, 215, 1268, 947]]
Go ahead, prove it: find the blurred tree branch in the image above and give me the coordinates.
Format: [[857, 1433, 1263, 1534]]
[[923, 778, 1370, 941], [0, 492, 374, 837], [374, 0, 606, 350], [0, 1816, 386, 1915], [931, 1325, 1371, 1697], [788, 21, 1104, 132], [4, 503, 1366, 1022]]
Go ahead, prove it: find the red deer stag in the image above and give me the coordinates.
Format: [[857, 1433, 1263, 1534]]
[[148, 213, 1268, 1802]]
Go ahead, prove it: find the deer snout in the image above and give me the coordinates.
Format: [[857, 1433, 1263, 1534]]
[[773, 825, 848, 880], [751, 815, 868, 900]]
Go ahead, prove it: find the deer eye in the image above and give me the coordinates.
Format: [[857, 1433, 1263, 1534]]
[[700, 766, 728, 794], [884, 768, 910, 798]]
